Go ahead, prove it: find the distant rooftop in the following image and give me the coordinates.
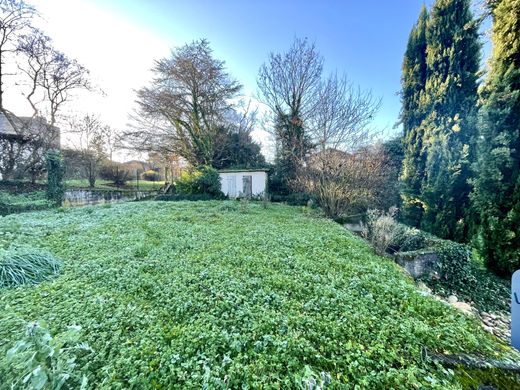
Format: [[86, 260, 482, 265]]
[[0, 110, 60, 147]]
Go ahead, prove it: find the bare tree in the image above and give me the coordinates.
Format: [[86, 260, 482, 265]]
[[68, 114, 107, 187], [257, 37, 323, 122], [294, 145, 392, 219], [129, 39, 242, 166], [104, 125, 120, 162], [257, 37, 381, 196], [0, 0, 35, 110], [17, 28, 91, 126], [16, 29, 52, 116], [310, 73, 381, 151]]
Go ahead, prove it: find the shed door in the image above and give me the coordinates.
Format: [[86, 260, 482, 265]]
[[227, 176, 236, 197], [242, 175, 252, 197]]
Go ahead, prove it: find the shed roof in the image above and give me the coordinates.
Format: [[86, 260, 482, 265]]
[[218, 168, 270, 173]]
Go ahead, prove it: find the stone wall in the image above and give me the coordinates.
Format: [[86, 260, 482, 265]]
[[394, 250, 438, 279]]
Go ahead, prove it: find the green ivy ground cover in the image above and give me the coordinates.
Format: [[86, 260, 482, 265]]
[[0, 201, 517, 388], [0, 190, 52, 216]]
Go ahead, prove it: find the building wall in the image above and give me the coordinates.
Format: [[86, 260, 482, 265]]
[[219, 171, 267, 198]]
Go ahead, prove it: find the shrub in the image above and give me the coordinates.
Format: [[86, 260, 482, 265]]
[[4, 320, 91, 390], [99, 162, 130, 186], [432, 240, 474, 289], [361, 208, 399, 255], [142, 169, 160, 181], [45, 151, 65, 206], [175, 166, 223, 198], [391, 225, 429, 252], [0, 248, 62, 288], [293, 146, 394, 219]]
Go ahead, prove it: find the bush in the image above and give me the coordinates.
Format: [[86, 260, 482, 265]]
[[4, 320, 91, 389], [99, 162, 130, 186], [432, 240, 474, 289], [0, 247, 62, 288], [142, 169, 160, 181], [361, 208, 399, 255], [175, 166, 223, 198], [293, 146, 394, 219], [391, 225, 429, 253]]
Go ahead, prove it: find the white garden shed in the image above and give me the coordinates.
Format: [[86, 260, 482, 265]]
[[219, 169, 269, 198]]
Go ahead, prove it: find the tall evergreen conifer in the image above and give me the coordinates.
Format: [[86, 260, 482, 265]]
[[420, 0, 480, 241], [471, 0, 520, 275], [399, 5, 429, 226]]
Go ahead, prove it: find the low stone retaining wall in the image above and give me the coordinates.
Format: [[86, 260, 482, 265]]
[[394, 250, 438, 279]]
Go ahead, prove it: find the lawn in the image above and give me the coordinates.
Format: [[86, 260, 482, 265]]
[[0, 201, 518, 388]]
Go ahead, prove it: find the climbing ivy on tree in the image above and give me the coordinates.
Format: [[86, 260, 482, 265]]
[[45, 151, 65, 206]]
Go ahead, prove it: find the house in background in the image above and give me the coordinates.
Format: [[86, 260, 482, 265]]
[[0, 111, 60, 147], [0, 110, 60, 180], [219, 169, 269, 198]]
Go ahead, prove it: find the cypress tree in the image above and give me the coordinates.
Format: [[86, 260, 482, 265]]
[[420, 0, 481, 241], [399, 5, 429, 226], [471, 0, 520, 276]]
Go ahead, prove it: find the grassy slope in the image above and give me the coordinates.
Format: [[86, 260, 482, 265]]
[[0, 201, 516, 389]]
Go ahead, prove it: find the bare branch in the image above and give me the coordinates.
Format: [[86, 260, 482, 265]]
[[128, 39, 242, 166]]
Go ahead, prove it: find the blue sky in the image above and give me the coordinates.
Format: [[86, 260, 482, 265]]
[[21, 0, 488, 159], [87, 0, 436, 136]]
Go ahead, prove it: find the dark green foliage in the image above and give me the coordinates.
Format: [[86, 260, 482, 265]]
[[175, 165, 224, 198], [400, 0, 480, 242], [45, 151, 65, 207], [399, 5, 429, 226], [380, 137, 404, 210], [427, 258, 511, 313], [0, 247, 61, 288], [391, 224, 429, 253], [99, 162, 130, 186], [212, 126, 267, 170], [0, 201, 518, 387], [271, 114, 314, 196], [269, 192, 312, 206], [141, 169, 160, 182], [454, 366, 520, 390], [470, 0, 520, 276], [433, 241, 474, 290], [374, 219, 509, 313]]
